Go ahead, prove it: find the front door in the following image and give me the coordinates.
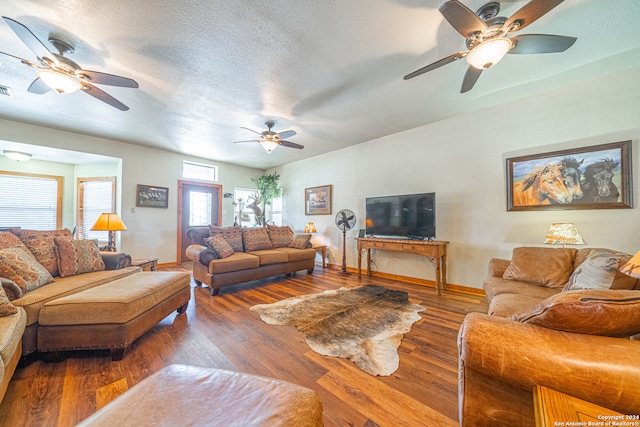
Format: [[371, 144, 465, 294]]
[[177, 180, 222, 263]]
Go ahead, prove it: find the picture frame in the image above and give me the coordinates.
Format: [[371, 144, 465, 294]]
[[506, 140, 632, 211], [136, 184, 169, 208], [305, 185, 332, 215]]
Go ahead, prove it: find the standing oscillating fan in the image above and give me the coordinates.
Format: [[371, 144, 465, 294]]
[[335, 209, 356, 276]]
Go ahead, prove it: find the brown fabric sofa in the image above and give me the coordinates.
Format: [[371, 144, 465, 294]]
[[458, 247, 640, 426], [0, 229, 136, 404], [185, 225, 316, 296]]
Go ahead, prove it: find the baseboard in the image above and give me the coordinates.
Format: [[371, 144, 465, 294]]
[[326, 263, 485, 296]]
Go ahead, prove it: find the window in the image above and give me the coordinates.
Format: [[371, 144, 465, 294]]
[[188, 190, 212, 227], [183, 161, 218, 182], [0, 171, 62, 229], [270, 196, 283, 226], [77, 177, 116, 241]]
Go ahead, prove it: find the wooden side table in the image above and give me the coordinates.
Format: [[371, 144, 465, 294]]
[[312, 245, 327, 268], [533, 385, 626, 427], [131, 257, 159, 271]]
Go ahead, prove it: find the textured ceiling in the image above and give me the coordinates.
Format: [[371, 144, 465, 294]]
[[0, 0, 638, 168]]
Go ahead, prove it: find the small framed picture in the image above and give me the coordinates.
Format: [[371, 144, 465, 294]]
[[136, 184, 169, 208], [305, 185, 332, 215]]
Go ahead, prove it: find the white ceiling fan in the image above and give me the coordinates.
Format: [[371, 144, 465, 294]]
[[234, 120, 304, 153]]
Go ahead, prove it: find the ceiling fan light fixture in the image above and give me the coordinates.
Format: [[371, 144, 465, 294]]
[[466, 37, 513, 70], [260, 140, 279, 153], [36, 69, 82, 93]]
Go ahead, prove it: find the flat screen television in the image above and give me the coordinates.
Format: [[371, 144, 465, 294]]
[[365, 192, 435, 240]]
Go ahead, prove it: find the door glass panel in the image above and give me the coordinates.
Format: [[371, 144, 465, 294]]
[[189, 191, 212, 226]]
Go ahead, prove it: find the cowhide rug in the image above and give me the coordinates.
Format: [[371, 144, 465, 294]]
[[250, 285, 425, 376]]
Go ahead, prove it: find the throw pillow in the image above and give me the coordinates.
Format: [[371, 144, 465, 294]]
[[242, 227, 273, 251], [208, 225, 244, 252], [54, 238, 106, 278], [0, 231, 30, 251], [0, 246, 54, 293], [288, 234, 312, 249], [510, 290, 640, 338], [564, 249, 631, 291], [204, 235, 235, 259], [11, 228, 73, 277], [0, 285, 18, 317], [502, 247, 576, 288], [267, 224, 294, 248], [0, 277, 22, 300]]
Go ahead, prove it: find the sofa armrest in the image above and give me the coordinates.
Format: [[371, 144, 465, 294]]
[[458, 312, 640, 414], [185, 244, 218, 266], [487, 258, 510, 278], [100, 252, 132, 270]]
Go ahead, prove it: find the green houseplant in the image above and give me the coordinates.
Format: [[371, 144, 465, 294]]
[[251, 172, 282, 226]]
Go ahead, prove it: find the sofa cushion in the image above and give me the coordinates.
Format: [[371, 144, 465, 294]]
[[0, 246, 54, 293], [11, 228, 73, 277], [54, 238, 106, 278], [288, 234, 312, 249], [0, 277, 22, 300], [502, 247, 576, 288], [208, 252, 260, 274], [510, 290, 640, 337], [247, 250, 288, 265], [242, 227, 273, 251], [209, 226, 244, 252], [563, 249, 634, 291], [483, 277, 561, 302], [267, 225, 294, 248], [204, 235, 234, 259], [488, 292, 552, 318], [272, 247, 317, 262], [0, 286, 17, 317]]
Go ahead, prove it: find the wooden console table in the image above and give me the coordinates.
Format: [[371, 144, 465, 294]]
[[356, 237, 449, 295]]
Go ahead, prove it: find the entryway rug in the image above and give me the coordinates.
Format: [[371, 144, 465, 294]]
[[250, 285, 425, 376]]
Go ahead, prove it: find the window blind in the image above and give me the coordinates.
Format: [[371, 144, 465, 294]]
[[0, 174, 59, 229], [78, 179, 114, 240]]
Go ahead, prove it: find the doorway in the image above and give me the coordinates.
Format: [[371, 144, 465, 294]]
[[177, 180, 222, 263]]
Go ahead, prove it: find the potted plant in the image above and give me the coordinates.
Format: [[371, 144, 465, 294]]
[[251, 172, 282, 226]]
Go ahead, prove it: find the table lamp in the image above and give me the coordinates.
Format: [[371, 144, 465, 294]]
[[91, 213, 127, 252], [543, 223, 586, 247], [304, 222, 317, 233], [620, 250, 640, 278]]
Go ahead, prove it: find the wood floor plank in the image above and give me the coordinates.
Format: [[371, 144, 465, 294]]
[[0, 266, 487, 426]]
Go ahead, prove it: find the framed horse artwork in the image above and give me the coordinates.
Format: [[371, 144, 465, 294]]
[[506, 140, 633, 211]]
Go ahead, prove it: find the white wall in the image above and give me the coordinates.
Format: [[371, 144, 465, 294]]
[[273, 67, 640, 290], [0, 119, 264, 262]]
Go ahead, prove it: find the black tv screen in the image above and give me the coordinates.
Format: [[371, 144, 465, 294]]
[[365, 193, 435, 240]]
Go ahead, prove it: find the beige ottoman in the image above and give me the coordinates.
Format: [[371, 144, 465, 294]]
[[37, 272, 191, 361], [76, 364, 324, 426]]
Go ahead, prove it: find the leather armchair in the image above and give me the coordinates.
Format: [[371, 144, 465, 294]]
[[458, 312, 640, 426], [100, 251, 132, 270]]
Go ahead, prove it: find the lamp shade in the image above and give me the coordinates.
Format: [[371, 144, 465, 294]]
[[466, 37, 512, 70], [543, 223, 586, 245], [91, 213, 127, 231], [260, 139, 279, 153], [620, 250, 640, 279], [36, 69, 82, 93], [304, 222, 317, 233]]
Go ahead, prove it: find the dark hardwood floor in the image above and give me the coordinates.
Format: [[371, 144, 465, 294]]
[[0, 264, 487, 427]]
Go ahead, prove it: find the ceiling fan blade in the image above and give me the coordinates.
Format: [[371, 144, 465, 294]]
[[27, 77, 52, 94], [2, 16, 58, 64], [404, 51, 467, 80], [0, 50, 32, 63], [503, 0, 565, 33], [276, 130, 296, 139], [233, 140, 260, 144], [81, 82, 129, 111], [240, 126, 262, 136], [279, 140, 304, 150], [439, 1, 488, 38], [80, 70, 139, 88], [509, 34, 576, 54], [460, 66, 482, 93]]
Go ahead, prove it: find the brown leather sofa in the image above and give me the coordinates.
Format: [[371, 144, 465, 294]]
[[458, 247, 640, 426], [185, 225, 316, 296]]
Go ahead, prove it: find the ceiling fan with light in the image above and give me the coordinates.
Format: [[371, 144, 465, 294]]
[[234, 120, 304, 153], [0, 16, 138, 110], [404, 0, 577, 93]]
